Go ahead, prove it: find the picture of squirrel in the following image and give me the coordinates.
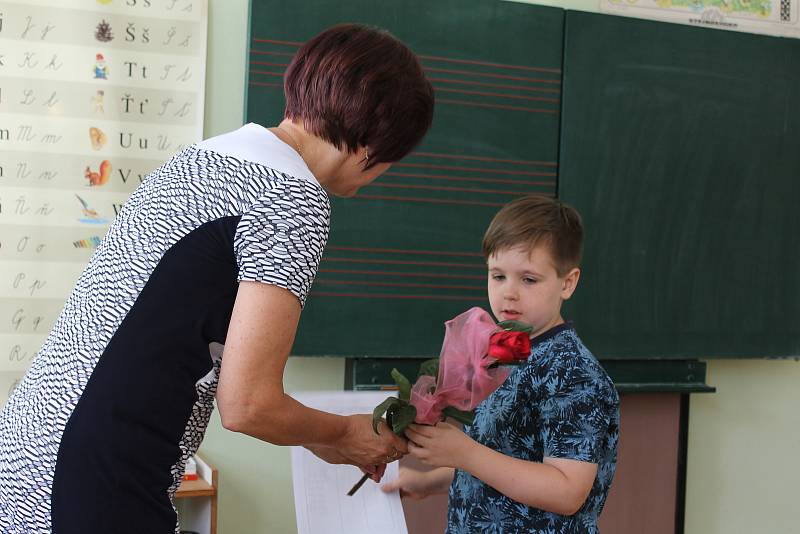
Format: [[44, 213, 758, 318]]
[[85, 160, 112, 186]]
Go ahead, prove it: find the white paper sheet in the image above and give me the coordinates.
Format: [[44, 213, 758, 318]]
[[290, 391, 408, 534]]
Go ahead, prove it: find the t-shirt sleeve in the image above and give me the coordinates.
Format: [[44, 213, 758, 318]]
[[540, 361, 618, 463], [234, 178, 330, 307]]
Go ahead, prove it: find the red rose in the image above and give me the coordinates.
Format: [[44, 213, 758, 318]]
[[488, 330, 531, 363]]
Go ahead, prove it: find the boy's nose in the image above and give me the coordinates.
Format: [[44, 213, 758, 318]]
[[504, 288, 519, 301]]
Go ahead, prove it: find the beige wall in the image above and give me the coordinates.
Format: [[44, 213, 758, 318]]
[[685, 360, 800, 534], [201, 1, 800, 532]]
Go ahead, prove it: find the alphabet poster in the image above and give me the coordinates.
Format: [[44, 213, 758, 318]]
[[0, 0, 208, 401], [601, 0, 800, 38]]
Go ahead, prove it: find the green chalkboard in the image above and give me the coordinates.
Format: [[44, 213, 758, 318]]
[[246, 0, 564, 356], [559, 12, 800, 358]]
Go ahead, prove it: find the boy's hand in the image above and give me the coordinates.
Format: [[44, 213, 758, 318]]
[[405, 422, 476, 469], [380, 466, 450, 499]]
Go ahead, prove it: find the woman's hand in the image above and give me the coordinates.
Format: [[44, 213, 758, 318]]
[[332, 414, 409, 467], [405, 422, 476, 470], [304, 444, 386, 481], [304, 444, 348, 465]]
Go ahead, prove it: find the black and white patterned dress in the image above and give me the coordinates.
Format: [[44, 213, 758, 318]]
[[0, 123, 330, 534]]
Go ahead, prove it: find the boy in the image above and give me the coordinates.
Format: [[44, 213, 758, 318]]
[[383, 195, 619, 533]]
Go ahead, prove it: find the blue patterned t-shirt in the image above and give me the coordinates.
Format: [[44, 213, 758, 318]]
[[446, 323, 619, 534]]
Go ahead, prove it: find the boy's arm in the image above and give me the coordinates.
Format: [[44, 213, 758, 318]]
[[463, 443, 596, 515], [406, 422, 596, 516]]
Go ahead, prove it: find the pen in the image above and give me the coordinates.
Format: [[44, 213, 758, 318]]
[[347, 473, 370, 496]]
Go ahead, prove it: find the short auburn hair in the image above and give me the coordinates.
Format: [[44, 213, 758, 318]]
[[284, 24, 434, 169], [482, 195, 583, 277]]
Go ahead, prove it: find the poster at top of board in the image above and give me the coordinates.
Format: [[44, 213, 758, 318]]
[[601, 0, 800, 38]]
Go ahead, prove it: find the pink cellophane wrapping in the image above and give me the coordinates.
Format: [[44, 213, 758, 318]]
[[410, 307, 510, 424]]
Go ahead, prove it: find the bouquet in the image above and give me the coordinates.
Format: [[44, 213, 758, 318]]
[[372, 306, 533, 436], [347, 307, 532, 496]]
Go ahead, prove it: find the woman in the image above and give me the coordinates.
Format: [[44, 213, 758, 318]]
[[0, 24, 434, 533]]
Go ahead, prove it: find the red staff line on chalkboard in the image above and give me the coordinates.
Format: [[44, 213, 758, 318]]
[[247, 64, 559, 99], [438, 98, 557, 114], [327, 246, 483, 257], [249, 66, 558, 104], [324, 256, 486, 268], [366, 182, 532, 196], [248, 65, 559, 101], [354, 194, 505, 207], [250, 49, 295, 57], [384, 171, 555, 187], [251, 38, 559, 74], [435, 86, 559, 103], [419, 54, 561, 74], [430, 77, 560, 94], [411, 152, 557, 167], [252, 37, 304, 46], [315, 279, 484, 291], [423, 66, 560, 84], [319, 268, 485, 280], [250, 81, 282, 88], [311, 291, 483, 301], [249, 70, 284, 77], [248, 66, 559, 106], [250, 60, 290, 67], [248, 52, 559, 85], [395, 162, 554, 176]]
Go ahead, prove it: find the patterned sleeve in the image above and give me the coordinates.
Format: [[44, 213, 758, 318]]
[[234, 178, 330, 308], [540, 359, 618, 463]]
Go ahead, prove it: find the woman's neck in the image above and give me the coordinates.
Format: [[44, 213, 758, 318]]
[[270, 119, 347, 189]]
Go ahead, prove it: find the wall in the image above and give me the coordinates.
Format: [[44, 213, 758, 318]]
[[200, 1, 800, 532], [685, 360, 800, 534]]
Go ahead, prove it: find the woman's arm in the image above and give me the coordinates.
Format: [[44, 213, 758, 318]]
[[216, 281, 407, 467], [406, 423, 596, 516]]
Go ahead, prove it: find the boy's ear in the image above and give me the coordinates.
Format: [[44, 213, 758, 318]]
[[560, 268, 581, 300]]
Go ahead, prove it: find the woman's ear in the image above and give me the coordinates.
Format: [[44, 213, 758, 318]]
[[560, 268, 581, 300]]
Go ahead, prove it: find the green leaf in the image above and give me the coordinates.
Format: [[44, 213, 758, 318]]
[[417, 358, 440, 379], [386, 403, 399, 432], [496, 320, 534, 333], [391, 368, 412, 402], [442, 406, 476, 426], [372, 397, 402, 434], [391, 404, 417, 435]]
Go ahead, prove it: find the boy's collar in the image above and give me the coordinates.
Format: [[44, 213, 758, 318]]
[[532, 321, 574, 345]]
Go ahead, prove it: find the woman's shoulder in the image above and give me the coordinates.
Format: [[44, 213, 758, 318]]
[[163, 125, 329, 218], [196, 123, 319, 187]]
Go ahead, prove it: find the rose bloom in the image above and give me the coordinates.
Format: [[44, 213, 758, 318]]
[[487, 330, 531, 363]]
